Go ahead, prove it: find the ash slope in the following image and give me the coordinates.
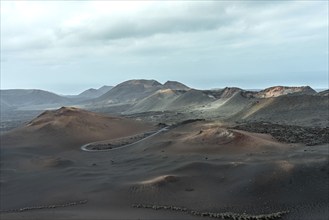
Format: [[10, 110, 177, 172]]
[[1, 106, 154, 150], [1, 109, 328, 220]]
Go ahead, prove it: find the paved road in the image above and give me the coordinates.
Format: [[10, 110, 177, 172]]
[[81, 126, 169, 152]]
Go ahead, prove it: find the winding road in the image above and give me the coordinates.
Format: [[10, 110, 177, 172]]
[[80, 126, 169, 152]]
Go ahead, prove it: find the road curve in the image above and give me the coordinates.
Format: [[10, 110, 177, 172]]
[[81, 126, 169, 152]]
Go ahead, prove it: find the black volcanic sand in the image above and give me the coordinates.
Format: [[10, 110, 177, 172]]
[[1, 121, 328, 220]]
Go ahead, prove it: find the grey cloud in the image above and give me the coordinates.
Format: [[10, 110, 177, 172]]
[[56, 8, 236, 44], [1, 1, 328, 93], [52, 1, 326, 52], [4, 1, 327, 54]]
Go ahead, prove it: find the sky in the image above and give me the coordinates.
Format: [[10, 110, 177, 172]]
[[1, 0, 328, 95]]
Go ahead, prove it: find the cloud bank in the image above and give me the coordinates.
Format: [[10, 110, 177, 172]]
[[1, 1, 328, 94]]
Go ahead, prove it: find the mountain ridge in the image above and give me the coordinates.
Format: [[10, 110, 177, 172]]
[[1, 80, 326, 125]]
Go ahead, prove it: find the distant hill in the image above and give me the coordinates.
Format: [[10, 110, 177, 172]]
[[83, 81, 325, 127], [2, 81, 325, 129], [0, 89, 71, 110], [1, 99, 13, 111], [126, 88, 245, 114], [93, 79, 163, 105], [76, 85, 113, 99], [317, 89, 329, 96], [255, 86, 316, 98], [89, 80, 192, 108]]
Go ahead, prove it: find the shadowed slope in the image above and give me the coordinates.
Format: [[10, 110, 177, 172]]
[[168, 89, 215, 109], [127, 89, 183, 113], [234, 95, 329, 127]]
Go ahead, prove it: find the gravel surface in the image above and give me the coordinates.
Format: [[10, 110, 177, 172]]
[[233, 122, 329, 146]]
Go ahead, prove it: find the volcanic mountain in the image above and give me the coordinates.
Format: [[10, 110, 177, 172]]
[[89, 80, 191, 109], [163, 80, 190, 90], [94, 79, 163, 105], [126, 89, 216, 114], [255, 86, 316, 98], [80, 81, 326, 128], [1, 106, 154, 150], [232, 94, 329, 127], [76, 85, 113, 99]]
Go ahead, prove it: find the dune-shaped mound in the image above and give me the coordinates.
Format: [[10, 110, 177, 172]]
[[150, 122, 290, 154], [129, 157, 328, 218], [1, 107, 154, 150], [181, 127, 282, 150], [130, 175, 184, 195], [183, 127, 236, 145]]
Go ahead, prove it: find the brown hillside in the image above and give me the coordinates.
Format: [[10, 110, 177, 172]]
[[1, 107, 154, 150]]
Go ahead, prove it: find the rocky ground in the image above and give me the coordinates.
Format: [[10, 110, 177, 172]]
[[131, 204, 288, 220], [233, 122, 329, 146]]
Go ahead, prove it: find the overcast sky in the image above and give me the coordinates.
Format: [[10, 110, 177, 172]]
[[1, 1, 328, 94]]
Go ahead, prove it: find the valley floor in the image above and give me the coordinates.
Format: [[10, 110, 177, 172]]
[[1, 120, 328, 220]]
